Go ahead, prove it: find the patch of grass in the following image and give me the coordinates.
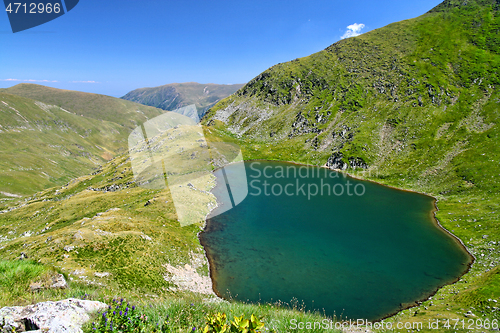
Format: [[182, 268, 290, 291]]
[[82, 295, 341, 333], [455, 266, 500, 318], [0, 260, 49, 303]]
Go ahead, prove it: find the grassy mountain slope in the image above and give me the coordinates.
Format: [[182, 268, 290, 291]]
[[0, 153, 200, 294], [0, 93, 131, 196], [0, 85, 168, 196], [121, 82, 244, 117], [203, 0, 500, 327], [1, 84, 165, 130]]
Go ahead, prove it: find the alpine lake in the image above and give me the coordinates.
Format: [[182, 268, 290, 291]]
[[199, 160, 473, 321]]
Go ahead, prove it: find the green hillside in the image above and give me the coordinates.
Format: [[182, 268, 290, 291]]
[[1, 84, 165, 130], [203, 0, 500, 327], [0, 85, 168, 196], [0, 153, 199, 295], [121, 82, 244, 117], [0, 92, 131, 197], [205, 0, 500, 199]]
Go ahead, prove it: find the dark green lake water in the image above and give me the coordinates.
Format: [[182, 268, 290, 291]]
[[199, 161, 472, 321]]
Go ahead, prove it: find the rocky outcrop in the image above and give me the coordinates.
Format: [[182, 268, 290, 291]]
[[326, 153, 368, 170], [0, 298, 107, 333], [326, 152, 347, 170], [163, 252, 216, 296], [333, 125, 354, 141], [29, 274, 68, 292], [289, 112, 321, 138], [87, 182, 134, 193], [348, 157, 368, 170]]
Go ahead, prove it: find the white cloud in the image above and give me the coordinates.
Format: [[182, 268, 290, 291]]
[[341, 23, 365, 39], [26, 79, 58, 83], [0, 78, 58, 83]]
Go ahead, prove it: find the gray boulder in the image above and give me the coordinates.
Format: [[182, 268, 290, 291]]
[[30, 274, 68, 292], [0, 298, 107, 333]]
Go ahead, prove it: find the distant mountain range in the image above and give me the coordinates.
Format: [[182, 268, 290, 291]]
[[121, 82, 244, 120]]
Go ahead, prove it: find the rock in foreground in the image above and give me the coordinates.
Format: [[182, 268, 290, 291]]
[[0, 298, 106, 333]]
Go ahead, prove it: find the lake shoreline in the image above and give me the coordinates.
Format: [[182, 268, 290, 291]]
[[198, 165, 231, 304], [198, 159, 475, 322]]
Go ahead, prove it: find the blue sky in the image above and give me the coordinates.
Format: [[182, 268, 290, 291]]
[[1, 0, 443, 97]]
